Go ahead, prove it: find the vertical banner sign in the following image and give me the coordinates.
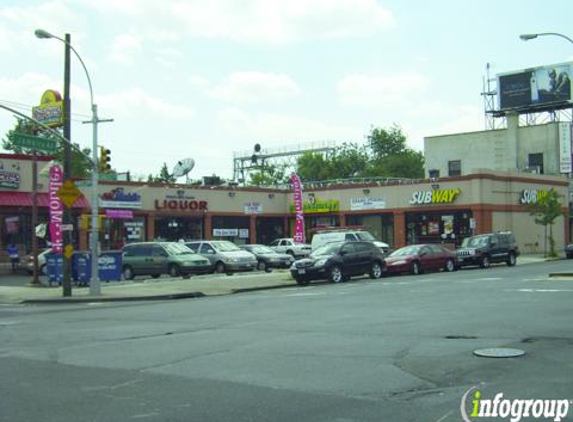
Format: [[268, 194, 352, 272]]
[[290, 173, 305, 244], [49, 165, 64, 253], [558, 122, 572, 173]]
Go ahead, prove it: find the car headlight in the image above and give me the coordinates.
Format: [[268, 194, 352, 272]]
[[390, 259, 407, 266]]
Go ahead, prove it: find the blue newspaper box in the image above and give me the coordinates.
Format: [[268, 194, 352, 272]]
[[46, 253, 64, 286], [72, 251, 123, 283]]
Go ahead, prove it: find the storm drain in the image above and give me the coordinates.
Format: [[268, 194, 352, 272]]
[[445, 335, 478, 340], [473, 348, 526, 358]]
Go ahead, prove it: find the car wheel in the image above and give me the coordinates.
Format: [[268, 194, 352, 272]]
[[286, 250, 295, 257], [123, 265, 135, 280], [506, 253, 517, 267], [480, 255, 491, 269], [328, 265, 343, 283], [444, 259, 455, 272], [369, 261, 384, 279], [257, 260, 267, 271], [410, 261, 421, 275], [295, 276, 308, 286], [182, 273, 191, 279], [151, 274, 161, 279], [168, 264, 181, 277], [215, 262, 226, 274]]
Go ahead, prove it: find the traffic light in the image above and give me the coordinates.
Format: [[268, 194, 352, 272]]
[[99, 146, 111, 171]]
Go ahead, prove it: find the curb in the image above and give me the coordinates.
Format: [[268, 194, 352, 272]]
[[548, 273, 573, 278], [232, 283, 297, 294], [21, 291, 205, 304]]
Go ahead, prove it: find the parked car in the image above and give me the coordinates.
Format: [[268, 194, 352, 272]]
[[239, 244, 294, 271], [290, 240, 386, 285], [122, 242, 212, 280], [385, 244, 458, 275], [186, 240, 257, 273], [456, 231, 519, 268], [310, 229, 390, 253], [23, 248, 51, 275], [565, 244, 573, 259], [268, 238, 311, 258]]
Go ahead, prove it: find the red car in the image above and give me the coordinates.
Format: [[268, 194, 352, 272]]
[[385, 244, 458, 275]]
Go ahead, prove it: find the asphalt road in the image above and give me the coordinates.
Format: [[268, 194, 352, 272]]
[[1, 260, 572, 422]]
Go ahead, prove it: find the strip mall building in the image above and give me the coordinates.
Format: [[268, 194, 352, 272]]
[[0, 153, 569, 256]]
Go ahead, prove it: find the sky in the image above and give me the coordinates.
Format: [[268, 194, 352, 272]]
[[1, 0, 572, 182]]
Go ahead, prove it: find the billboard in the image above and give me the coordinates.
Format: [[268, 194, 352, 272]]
[[498, 62, 572, 111]]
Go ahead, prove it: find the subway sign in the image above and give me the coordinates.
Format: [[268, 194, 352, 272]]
[[519, 188, 549, 205], [409, 189, 461, 205]]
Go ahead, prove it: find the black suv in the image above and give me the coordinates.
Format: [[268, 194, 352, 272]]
[[290, 241, 386, 285], [456, 231, 519, 268]]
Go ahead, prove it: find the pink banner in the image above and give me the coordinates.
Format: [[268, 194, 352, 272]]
[[105, 209, 134, 219], [290, 173, 305, 244], [49, 165, 64, 253]]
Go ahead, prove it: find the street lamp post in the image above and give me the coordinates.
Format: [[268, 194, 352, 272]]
[[520, 32, 573, 45], [35, 29, 108, 296]]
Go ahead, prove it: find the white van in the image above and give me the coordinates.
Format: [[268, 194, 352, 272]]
[[311, 229, 390, 253]]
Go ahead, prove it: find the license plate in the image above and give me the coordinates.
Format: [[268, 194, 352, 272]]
[[298, 268, 306, 275]]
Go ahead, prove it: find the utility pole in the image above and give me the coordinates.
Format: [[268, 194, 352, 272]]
[[62, 33, 72, 297]]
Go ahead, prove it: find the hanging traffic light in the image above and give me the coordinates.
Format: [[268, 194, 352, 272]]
[[99, 146, 111, 171]]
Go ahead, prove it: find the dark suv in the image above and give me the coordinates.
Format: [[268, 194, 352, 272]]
[[456, 232, 519, 268], [290, 241, 386, 285]]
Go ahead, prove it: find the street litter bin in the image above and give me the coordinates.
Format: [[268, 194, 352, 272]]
[[72, 250, 123, 283], [45, 253, 63, 286]]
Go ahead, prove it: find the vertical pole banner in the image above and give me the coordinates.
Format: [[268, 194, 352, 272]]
[[290, 173, 305, 243], [49, 165, 64, 253]]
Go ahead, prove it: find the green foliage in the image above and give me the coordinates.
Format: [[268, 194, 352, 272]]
[[295, 125, 424, 181], [248, 163, 287, 187], [2, 117, 92, 178], [528, 188, 564, 257], [147, 163, 176, 184]]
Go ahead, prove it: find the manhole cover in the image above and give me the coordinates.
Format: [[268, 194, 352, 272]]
[[473, 348, 526, 358]]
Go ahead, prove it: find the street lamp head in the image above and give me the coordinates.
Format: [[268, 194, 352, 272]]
[[519, 33, 538, 41], [34, 29, 54, 39]]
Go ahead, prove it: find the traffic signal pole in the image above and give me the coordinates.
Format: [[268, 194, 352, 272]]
[[62, 33, 72, 297]]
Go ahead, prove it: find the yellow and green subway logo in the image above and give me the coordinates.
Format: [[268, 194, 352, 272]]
[[460, 387, 571, 422], [409, 189, 461, 205]]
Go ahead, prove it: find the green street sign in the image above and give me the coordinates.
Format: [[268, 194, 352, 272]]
[[10, 132, 58, 152]]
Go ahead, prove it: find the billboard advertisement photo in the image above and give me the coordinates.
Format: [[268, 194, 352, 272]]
[[498, 62, 572, 111]]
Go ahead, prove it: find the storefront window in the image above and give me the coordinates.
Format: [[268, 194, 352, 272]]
[[102, 217, 147, 250], [346, 214, 394, 247], [154, 217, 202, 242], [405, 211, 471, 246], [256, 217, 284, 245], [211, 216, 249, 244]]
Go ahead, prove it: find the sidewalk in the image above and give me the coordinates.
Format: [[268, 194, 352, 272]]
[[0, 254, 563, 305]]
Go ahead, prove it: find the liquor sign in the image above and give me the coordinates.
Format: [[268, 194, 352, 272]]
[[100, 188, 142, 209], [291, 173, 305, 244], [558, 122, 572, 173], [350, 196, 387, 211], [49, 165, 64, 253], [32, 90, 63, 128], [0, 171, 20, 189]]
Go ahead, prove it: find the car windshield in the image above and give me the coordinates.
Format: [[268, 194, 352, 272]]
[[462, 236, 489, 248], [213, 241, 241, 252], [251, 246, 275, 254], [355, 232, 375, 241], [164, 243, 195, 255], [390, 246, 421, 257], [311, 242, 343, 257]]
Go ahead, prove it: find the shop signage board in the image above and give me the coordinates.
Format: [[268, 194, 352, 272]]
[[10, 132, 58, 153], [49, 165, 64, 253], [409, 189, 461, 205], [244, 202, 262, 214], [350, 196, 387, 211], [0, 171, 20, 189], [288, 198, 340, 214], [519, 188, 549, 205], [558, 122, 572, 173], [32, 90, 63, 128], [57, 179, 83, 208], [213, 228, 239, 237], [100, 188, 142, 209], [105, 209, 134, 219]]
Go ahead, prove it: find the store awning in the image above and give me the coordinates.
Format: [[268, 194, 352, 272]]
[[0, 191, 90, 208]]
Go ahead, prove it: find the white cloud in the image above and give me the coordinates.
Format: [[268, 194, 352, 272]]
[[217, 108, 360, 143], [109, 34, 142, 65], [97, 88, 194, 120], [211, 72, 302, 104], [188, 75, 211, 89], [76, 0, 395, 44], [337, 73, 430, 108]]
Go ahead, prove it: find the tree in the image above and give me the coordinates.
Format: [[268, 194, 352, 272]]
[[528, 188, 564, 258], [2, 117, 92, 178], [248, 163, 287, 186], [147, 163, 176, 184]]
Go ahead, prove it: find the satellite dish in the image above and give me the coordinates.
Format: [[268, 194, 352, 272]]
[[172, 158, 195, 183]]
